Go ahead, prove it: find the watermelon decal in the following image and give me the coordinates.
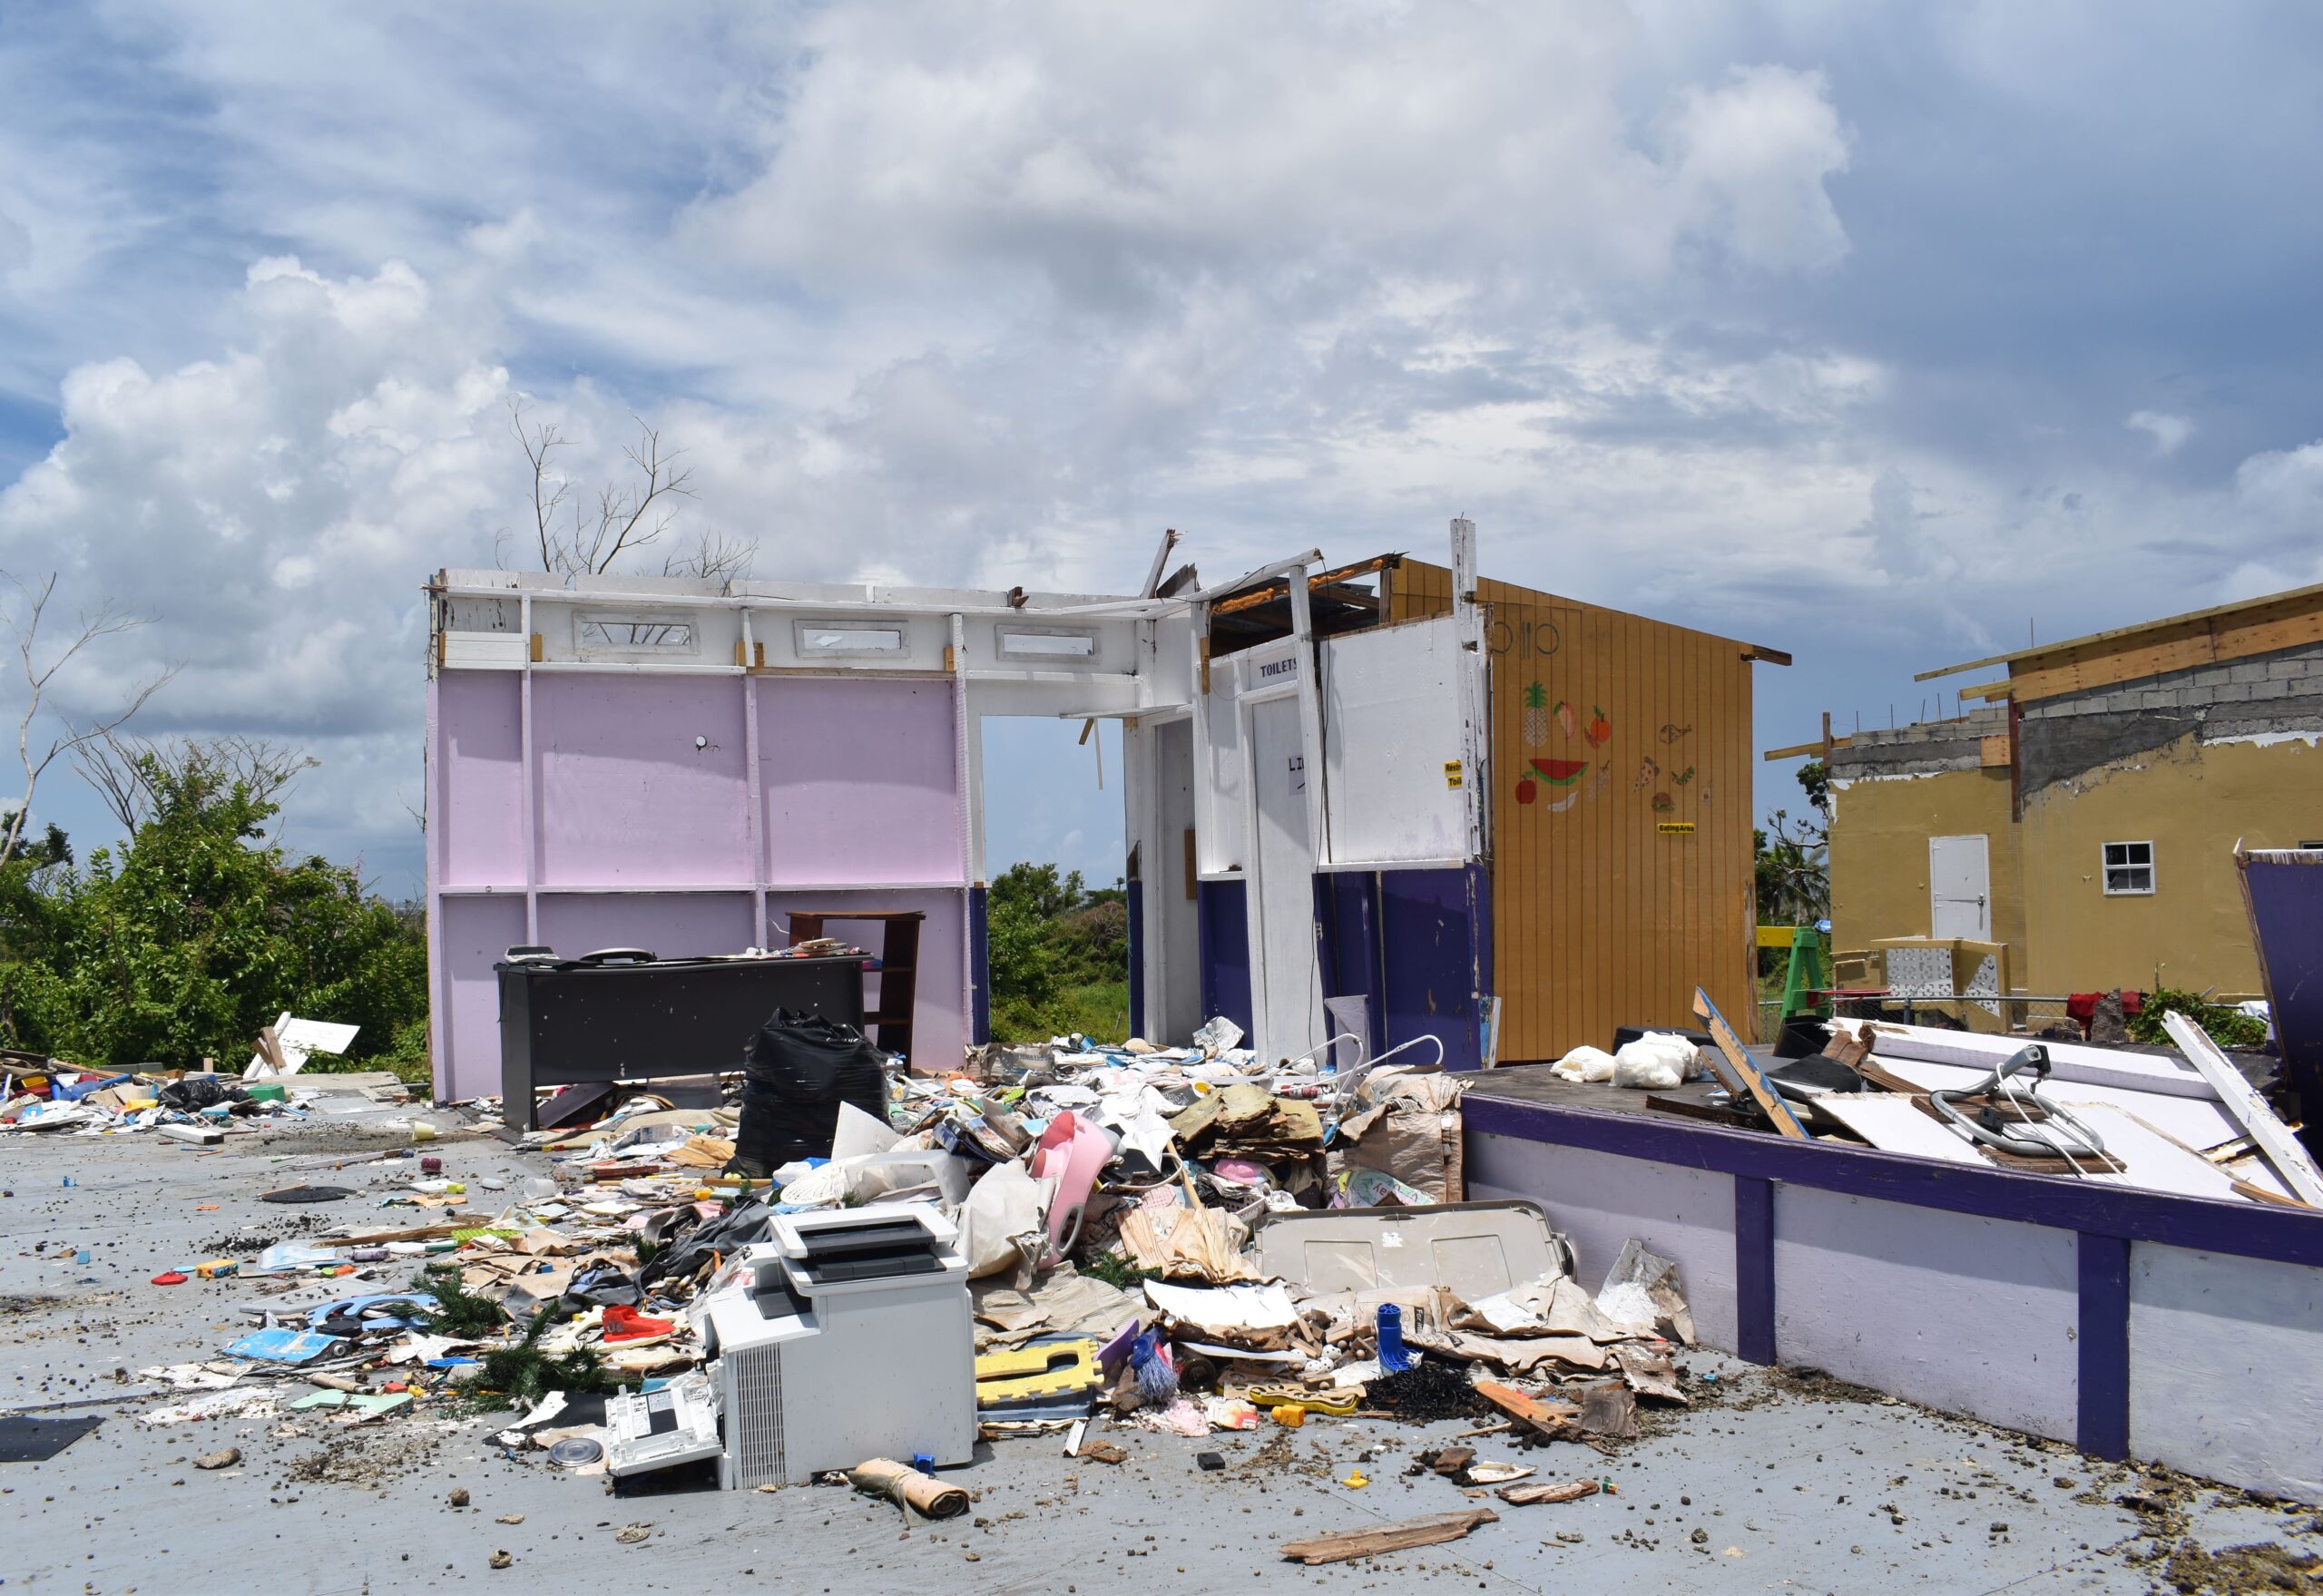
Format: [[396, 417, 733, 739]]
[[1529, 758, 1590, 786]]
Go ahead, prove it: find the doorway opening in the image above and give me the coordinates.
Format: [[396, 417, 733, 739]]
[[977, 715, 1129, 1044]]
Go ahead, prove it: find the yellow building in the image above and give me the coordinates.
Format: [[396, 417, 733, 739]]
[[1789, 583, 2323, 1001]]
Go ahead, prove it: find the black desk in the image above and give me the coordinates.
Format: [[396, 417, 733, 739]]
[[495, 954, 867, 1132]]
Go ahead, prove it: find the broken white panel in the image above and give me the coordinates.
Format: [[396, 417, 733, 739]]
[[245, 1014, 360, 1078], [1142, 1280, 1299, 1333], [1319, 615, 1470, 866], [1842, 1019, 2218, 1101], [438, 632, 528, 671]]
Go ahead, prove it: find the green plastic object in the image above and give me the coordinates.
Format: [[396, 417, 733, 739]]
[[1779, 925, 1831, 1023], [246, 1083, 288, 1104]]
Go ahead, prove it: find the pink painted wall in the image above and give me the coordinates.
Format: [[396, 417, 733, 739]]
[[436, 894, 526, 1101], [534, 674, 751, 886], [767, 889, 966, 1073], [761, 678, 962, 886], [437, 672, 524, 885]]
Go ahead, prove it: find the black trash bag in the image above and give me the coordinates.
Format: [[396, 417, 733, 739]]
[[731, 1009, 888, 1174], [158, 1077, 244, 1113], [637, 1195, 779, 1292], [563, 1262, 642, 1309]]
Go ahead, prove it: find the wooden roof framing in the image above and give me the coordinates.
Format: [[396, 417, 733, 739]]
[[1918, 583, 2323, 706]]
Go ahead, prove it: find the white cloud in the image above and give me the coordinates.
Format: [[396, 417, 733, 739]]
[[2, 0, 2318, 882], [2126, 408, 2193, 455], [686, 3, 1853, 300]]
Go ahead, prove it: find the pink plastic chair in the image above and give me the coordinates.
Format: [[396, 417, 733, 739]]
[[1031, 1111, 1117, 1251]]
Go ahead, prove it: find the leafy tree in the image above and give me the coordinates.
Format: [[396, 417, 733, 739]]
[[986, 860, 1130, 1043], [0, 745, 427, 1075], [1755, 759, 1832, 926]]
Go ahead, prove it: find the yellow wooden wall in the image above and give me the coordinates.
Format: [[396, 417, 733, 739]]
[[1394, 560, 1759, 1058]]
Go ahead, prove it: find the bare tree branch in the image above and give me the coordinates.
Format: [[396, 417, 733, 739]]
[[74, 730, 319, 835], [662, 528, 756, 583], [0, 572, 176, 865], [501, 400, 734, 582]]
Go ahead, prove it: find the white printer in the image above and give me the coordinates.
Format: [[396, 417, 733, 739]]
[[699, 1204, 976, 1488]]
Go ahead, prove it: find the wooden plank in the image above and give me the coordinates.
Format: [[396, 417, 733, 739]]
[[1978, 733, 2011, 768], [1644, 1092, 1758, 1129], [1498, 1479, 1601, 1506], [1474, 1379, 1579, 1438], [2160, 1012, 2323, 1205], [2003, 603, 2323, 705], [1691, 986, 1808, 1138], [1916, 582, 2323, 680], [1279, 1510, 1498, 1565]]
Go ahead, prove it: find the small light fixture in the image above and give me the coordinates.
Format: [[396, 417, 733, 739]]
[[695, 735, 709, 749]]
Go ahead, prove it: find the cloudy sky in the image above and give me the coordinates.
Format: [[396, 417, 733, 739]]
[[2, 1, 2319, 894]]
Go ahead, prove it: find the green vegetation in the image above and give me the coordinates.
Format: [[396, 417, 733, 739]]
[[0, 744, 431, 1080], [2129, 986, 2270, 1052], [986, 860, 1131, 1043], [418, 1262, 507, 1338], [1755, 760, 1830, 927]]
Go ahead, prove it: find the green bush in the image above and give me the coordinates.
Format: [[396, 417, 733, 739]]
[[0, 749, 429, 1077], [2128, 988, 2269, 1053]]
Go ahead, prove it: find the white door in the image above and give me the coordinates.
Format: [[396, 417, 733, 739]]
[[1929, 834, 1992, 941], [1319, 615, 1477, 866], [1249, 693, 1324, 1059]]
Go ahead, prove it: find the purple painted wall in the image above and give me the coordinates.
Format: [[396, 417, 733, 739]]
[[535, 891, 759, 964], [534, 675, 752, 886], [430, 668, 971, 1101], [436, 672, 524, 885], [436, 895, 526, 1100], [1465, 1131, 1740, 1350], [2242, 851, 2323, 1113], [760, 679, 962, 886]]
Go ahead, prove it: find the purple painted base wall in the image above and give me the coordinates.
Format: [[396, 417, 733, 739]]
[[1465, 1092, 2323, 1497]]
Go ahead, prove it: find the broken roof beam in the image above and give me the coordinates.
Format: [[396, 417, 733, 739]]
[[1210, 553, 1401, 617]]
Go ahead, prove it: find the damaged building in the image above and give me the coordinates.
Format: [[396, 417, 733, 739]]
[[423, 521, 1787, 1102], [1797, 582, 2323, 1001]]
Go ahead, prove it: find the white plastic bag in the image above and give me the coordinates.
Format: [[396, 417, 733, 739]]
[[1549, 1045, 1617, 1083], [1612, 1032, 1698, 1091], [957, 1159, 1047, 1280]]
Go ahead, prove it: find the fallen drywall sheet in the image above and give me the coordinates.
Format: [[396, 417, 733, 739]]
[[2073, 1106, 2244, 1201], [244, 1014, 359, 1078], [1868, 1057, 2242, 1155], [1813, 1095, 1985, 1165]]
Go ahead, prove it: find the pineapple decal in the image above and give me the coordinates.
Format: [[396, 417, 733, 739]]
[[1522, 681, 1549, 748]]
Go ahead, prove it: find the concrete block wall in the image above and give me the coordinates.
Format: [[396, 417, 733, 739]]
[[2022, 639, 2323, 724]]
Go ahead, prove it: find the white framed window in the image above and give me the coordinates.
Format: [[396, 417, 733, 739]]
[[794, 620, 906, 656], [2102, 840, 2155, 896], [996, 626, 1098, 662], [577, 614, 696, 655]]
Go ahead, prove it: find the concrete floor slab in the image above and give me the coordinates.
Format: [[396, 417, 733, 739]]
[[3, 1119, 2317, 1593]]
